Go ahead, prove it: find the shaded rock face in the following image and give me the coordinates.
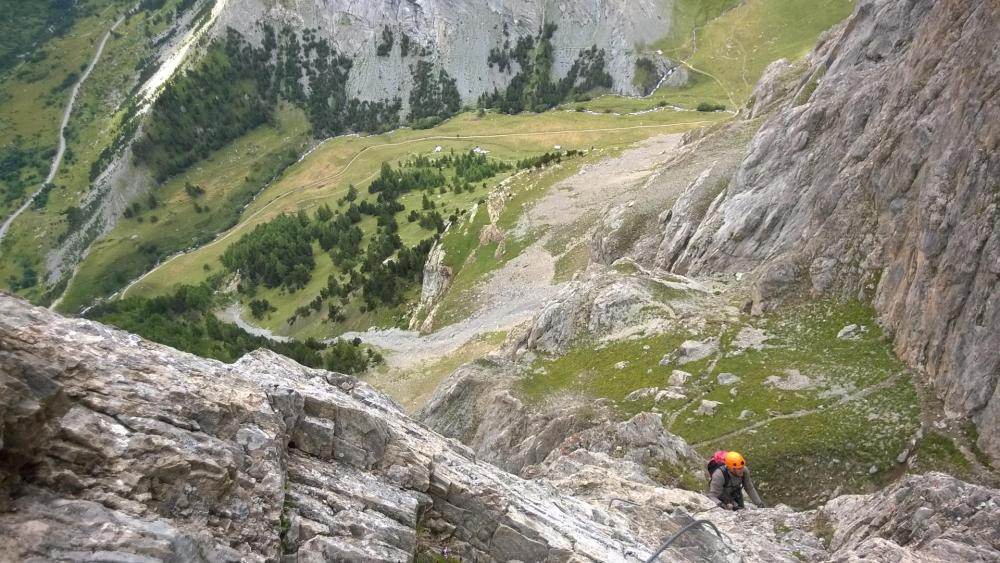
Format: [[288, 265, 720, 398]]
[[0, 295, 666, 562], [653, 0, 1000, 454], [212, 0, 671, 105]]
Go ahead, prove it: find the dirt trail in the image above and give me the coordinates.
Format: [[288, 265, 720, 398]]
[[0, 14, 126, 250], [690, 373, 906, 448], [217, 303, 292, 342]]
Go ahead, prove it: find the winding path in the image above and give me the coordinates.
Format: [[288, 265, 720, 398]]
[[690, 372, 906, 449], [0, 14, 126, 251]]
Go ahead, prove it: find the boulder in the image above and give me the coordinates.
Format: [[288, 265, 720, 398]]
[[836, 324, 867, 340], [625, 387, 659, 401], [717, 372, 741, 386], [695, 400, 722, 416], [666, 337, 720, 365], [669, 369, 692, 386], [765, 369, 816, 391]]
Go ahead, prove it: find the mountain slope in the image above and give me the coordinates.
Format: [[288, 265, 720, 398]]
[[648, 0, 999, 453]]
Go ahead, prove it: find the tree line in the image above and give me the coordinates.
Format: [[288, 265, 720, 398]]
[[134, 23, 481, 182], [223, 150, 511, 326], [479, 24, 613, 114], [134, 25, 403, 181], [89, 283, 382, 374]]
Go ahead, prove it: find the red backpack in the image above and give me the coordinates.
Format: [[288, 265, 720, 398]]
[[706, 450, 727, 481]]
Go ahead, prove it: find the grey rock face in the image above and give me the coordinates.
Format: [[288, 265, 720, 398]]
[[211, 0, 673, 106], [822, 473, 1000, 562], [0, 295, 664, 562], [518, 266, 705, 356], [652, 0, 1000, 455], [522, 269, 666, 355]]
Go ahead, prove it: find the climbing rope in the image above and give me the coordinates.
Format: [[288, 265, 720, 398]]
[[644, 519, 729, 563]]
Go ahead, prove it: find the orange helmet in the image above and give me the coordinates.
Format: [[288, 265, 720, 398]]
[[725, 451, 746, 471]]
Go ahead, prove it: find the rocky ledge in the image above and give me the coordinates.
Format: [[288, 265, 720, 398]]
[[0, 294, 672, 562]]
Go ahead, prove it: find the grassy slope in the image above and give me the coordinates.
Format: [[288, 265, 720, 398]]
[[0, 0, 193, 301], [429, 149, 608, 329], [58, 106, 312, 312], [521, 299, 933, 508], [578, 0, 855, 113], [124, 109, 727, 334], [14, 0, 854, 313]]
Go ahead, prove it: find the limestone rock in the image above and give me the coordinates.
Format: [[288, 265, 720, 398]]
[[695, 400, 722, 416], [522, 269, 674, 355], [836, 324, 866, 340], [732, 326, 771, 351], [419, 360, 703, 479], [591, 200, 639, 266], [409, 239, 452, 333], [749, 58, 797, 119], [765, 369, 815, 391], [3, 296, 999, 562], [669, 369, 691, 386], [655, 388, 686, 402], [211, 0, 673, 107], [822, 473, 1000, 562], [0, 295, 658, 562], [650, 0, 1000, 455], [665, 337, 720, 365], [717, 372, 741, 386], [625, 387, 658, 401]]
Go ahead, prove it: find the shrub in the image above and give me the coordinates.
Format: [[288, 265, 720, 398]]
[[697, 102, 727, 112]]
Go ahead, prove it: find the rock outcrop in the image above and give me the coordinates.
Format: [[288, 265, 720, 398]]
[[821, 472, 1000, 562], [0, 295, 668, 562], [409, 239, 451, 333], [650, 0, 1000, 455], [2, 295, 1000, 561], [512, 264, 711, 356]]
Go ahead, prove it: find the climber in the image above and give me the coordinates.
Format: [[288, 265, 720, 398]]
[[707, 451, 765, 510]]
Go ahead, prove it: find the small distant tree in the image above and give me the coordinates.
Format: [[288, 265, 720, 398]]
[[249, 299, 275, 320], [376, 25, 394, 56]]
